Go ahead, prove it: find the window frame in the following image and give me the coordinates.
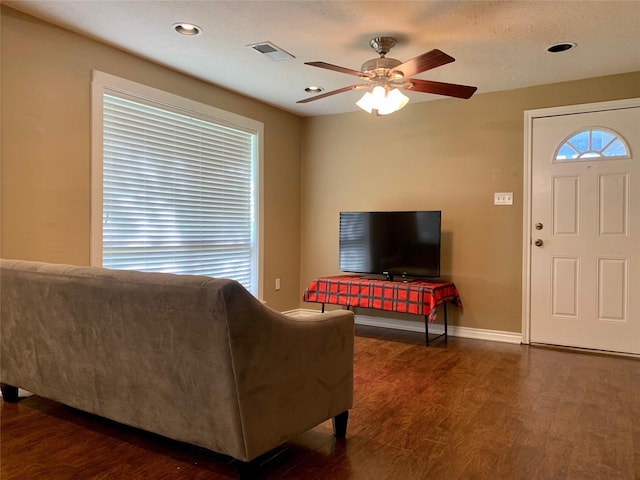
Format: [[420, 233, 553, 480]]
[[91, 70, 264, 298], [553, 126, 631, 162]]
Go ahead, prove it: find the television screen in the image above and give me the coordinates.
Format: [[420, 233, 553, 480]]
[[339, 211, 441, 280]]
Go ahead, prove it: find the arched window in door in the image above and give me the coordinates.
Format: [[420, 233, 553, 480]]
[[554, 127, 630, 161]]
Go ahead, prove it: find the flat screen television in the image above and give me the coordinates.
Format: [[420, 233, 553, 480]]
[[339, 211, 441, 280]]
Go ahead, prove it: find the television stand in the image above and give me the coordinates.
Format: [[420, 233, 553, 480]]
[[302, 275, 463, 346]]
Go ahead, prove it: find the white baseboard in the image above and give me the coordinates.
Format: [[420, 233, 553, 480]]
[[284, 308, 522, 345]]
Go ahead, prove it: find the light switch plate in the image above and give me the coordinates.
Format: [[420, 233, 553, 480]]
[[494, 192, 513, 205]]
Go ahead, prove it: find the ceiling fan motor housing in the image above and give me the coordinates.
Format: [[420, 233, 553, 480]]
[[360, 57, 403, 80], [362, 37, 403, 80]]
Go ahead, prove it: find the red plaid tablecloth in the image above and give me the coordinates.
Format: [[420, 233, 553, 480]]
[[303, 275, 463, 323]]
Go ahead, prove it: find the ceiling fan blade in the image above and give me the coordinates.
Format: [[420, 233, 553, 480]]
[[296, 85, 366, 104], [392, 49, 455, 78], [407, 78, 477, 99], [305, 61, 367, 77]]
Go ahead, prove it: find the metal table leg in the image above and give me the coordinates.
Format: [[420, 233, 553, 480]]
[[424, 303, 448, 346]]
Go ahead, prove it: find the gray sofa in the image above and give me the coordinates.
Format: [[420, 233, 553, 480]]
[[0, 259, 354, 468]]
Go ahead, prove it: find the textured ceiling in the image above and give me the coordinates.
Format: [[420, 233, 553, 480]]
[[4, 0, 640, 116]]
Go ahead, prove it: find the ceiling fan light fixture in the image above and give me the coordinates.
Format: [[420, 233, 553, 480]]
[[355, 91, 375, 113], [371, 85, 387, 102], [383, 88, 409, 113], [356, 86, 408, 115]]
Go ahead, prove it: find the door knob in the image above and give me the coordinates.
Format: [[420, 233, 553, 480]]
[[535, 223, 543, 230], [534, 239, 543, 247]]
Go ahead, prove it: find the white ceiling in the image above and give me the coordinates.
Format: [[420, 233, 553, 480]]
[[5, 0, 640, 117]]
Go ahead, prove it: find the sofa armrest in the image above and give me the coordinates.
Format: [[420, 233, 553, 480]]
[[222, 283, 354, 461]]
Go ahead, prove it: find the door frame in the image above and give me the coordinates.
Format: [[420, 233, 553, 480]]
[[521, 97, 640, 345]]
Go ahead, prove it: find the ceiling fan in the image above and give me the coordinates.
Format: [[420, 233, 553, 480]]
[[297, 36, 477, 114]]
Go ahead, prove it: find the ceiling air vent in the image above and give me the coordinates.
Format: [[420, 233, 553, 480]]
[[247, 41, 295, 61]]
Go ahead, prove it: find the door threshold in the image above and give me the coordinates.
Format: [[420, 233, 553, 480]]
[[530, 342, 639, 359]]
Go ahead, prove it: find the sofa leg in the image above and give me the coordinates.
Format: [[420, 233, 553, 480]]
[[0, 383, 19, 403], [238, 459, 260, 480], [332, 410, 349, 438]]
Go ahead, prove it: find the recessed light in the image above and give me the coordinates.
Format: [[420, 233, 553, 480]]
[[305, 86, 324, 93], [547, 42, 576, 53], [173, 23, 202, 36]]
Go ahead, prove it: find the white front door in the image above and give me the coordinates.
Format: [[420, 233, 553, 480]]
[[528, 101, 639, 354]]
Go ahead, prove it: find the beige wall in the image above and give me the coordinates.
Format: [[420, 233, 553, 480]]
[[3, 7, 639, 329], [0, 7, 302, 311], [300, 72, 640, 333]]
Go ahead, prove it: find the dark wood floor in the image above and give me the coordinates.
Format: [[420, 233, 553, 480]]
[[2, 326, 639, 479]]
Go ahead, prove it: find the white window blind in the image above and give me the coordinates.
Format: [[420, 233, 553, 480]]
[[101, 92, 257, 293]]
